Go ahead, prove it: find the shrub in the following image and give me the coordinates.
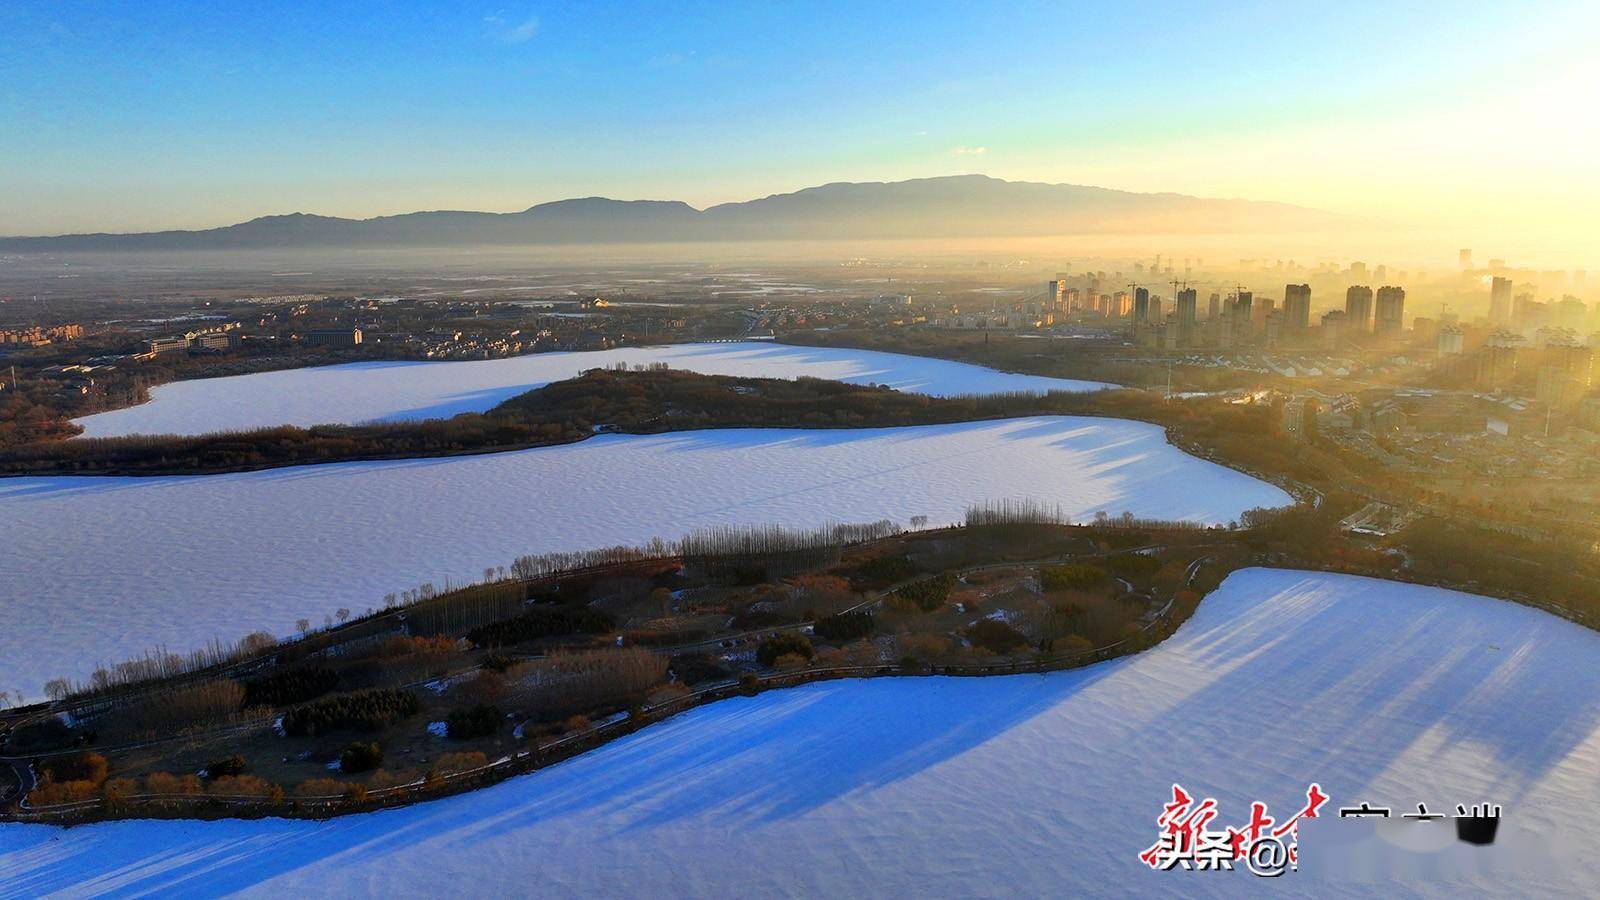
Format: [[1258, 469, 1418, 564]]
[[773, 652, 810, 672], [339, 741, 383, 773], [647, 683, 692, 706], [295, 777, 353, 799], [467, 607, 614, 647], [813, 610, 874, 642], [898, 633, 955, 666], [241, 666, 340, 708], [27, 780, 98, 806], [38, 751, 108, 786], [433, 751, 489, 774], [1045, 634, 1095, 656], [481, 651, 515, 672], [452, 670, 508, 706], [791, 575, 858, 618], [1040, 564, 1106, 592], [1106, 552, 1161, 579], [6, 717, 82, 753], [508, 648, 668, 722], [97, 679, 247, 741], [208, 774, 276, 797], [738, 672, 760, 694], [1094, 529, 1152, 550], [101, 777, 134, 803], [967, 619, 1029, 654], [144, 772, 203, 795], [888, 574, 955, 612], [446, 704, 502, 740], [203, 754, 247, 780], [367, 769, 417, 791], [756, 633, 814, 666], [281, 688, 420, 736], [669, 652, 730, 686], [855, 554, 917, 584]]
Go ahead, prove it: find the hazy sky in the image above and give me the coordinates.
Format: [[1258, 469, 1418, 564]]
[[3, 1, 1598, 245]]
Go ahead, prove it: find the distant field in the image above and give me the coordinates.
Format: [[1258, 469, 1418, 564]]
[[72, 341, 1111, 437], [3, 569, 1592, 895]]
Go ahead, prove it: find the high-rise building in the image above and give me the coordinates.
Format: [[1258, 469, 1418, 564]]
[[1320, 310, 1345, 349], [1557, 296, 1589, 331], [1437, 324, 1464, 355], [1345, 286, 1374, 333], [1133, 287, 1151, 323], [1536, 341, 1592, 410], [1375, 286, 1406, 339], [1047, 278, 1068, 310], [1514, 294, 1547, 331], [1284, 284, 1311, 330], [1207, 293, 1220, 320], [1264, 310, 1283, 346], [1489, 276, 1513, 322], [1476, 331, 1522, 390], [1459, 249, 1473, 269], [1175, 288, 1197, 345], [1176, 287, 1198, 327]]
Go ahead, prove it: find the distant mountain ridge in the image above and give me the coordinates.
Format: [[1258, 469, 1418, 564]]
[[1, 175, 1339, 250]]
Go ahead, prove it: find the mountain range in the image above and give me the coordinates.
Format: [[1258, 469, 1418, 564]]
[[1, 175, 1339, 251]]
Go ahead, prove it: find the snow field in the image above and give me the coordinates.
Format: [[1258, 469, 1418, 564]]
[[71, 341, 1111, 438], [1, 569, 1593, 897], [0, 416, 1289, 692]]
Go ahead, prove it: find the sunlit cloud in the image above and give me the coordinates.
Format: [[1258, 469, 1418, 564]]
[[951, 145, 987, 156], [484, 11, 540, 44]]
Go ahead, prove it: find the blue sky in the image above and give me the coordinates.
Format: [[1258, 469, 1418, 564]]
[[3, 1, 1597, 236]]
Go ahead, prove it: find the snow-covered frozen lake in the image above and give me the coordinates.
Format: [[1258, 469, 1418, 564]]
[[0, 416, 1288, 693], [72, 341, 1111, 437], [2, 569, 1593, 897]]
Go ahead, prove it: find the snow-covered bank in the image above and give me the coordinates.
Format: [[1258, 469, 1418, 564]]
[[72, 341, 1110, 437], [2, 569, 1593, 897], [0, 416, 1287, 691]]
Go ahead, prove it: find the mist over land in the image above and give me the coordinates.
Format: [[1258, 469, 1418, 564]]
[[0, 175, 1341, 250]]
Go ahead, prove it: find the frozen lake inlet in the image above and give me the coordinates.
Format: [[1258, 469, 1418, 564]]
[[2, 569, 1593, 897], [71, 341, 1111, 437], [0, 416, 1288, 692]]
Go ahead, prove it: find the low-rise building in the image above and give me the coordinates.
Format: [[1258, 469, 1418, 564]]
[[304, 327, 364, 347]]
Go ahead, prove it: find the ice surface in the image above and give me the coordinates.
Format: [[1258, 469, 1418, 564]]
[[0, 416, 1286, 691], [1, 569, 1593, 897], [71, 341, 1111, 437]]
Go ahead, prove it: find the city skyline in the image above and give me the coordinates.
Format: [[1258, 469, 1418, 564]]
[[4, 0, 1599, 261]]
